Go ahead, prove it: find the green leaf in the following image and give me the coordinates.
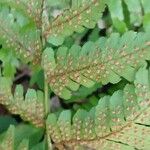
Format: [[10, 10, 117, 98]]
[[0, 124, 43, 150], [0, 79, 45, 128], [143, 13, 150, 31], [57, 110, 72, 141], [0, 3, 42, 65], [30, 69, 44, 90], [48, 35, 64, 46], [43, 31, 150, 99], [107, 0, 127, 32], [14, 124, 44, 149], [0, 125, 15, 150], [141, 0, 150, 31], [70, 83, 101, 103], [46, 114, 62, 143], [31, 140, 46, 150], [17, 139, 29, 150], [46, 65, 150, 149], [0, 116, 18, 133], [44, 0, 106, 46], [124, 0, 142, 26]]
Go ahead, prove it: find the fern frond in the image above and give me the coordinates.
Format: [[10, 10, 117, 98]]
[[43, 0, 106, 46], [0, 78, 45, 127], [17, 139, 29, 150], [0, 125, 29, 150], [106, 0, 149, 33], [0, 125, 15, 150], [0, 0, 44, 27], [141, 0, 150, 31], [0, 124, 44, 150], [123, 0, 142, 26], [106, 0, 127, 33], [46, 65, 150, 150], [42, 31, 150, 99], [0, 8, 42, 65]]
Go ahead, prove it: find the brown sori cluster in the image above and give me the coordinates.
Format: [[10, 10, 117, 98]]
[[0, 83, 45, 128], [16, 0, 43, 27], [43, 32, 150, 99], [0, 24, 42, 66], [0, 0, 43, 65], [0, 0, 106, 67], [43, 0, 104, 39], [46, 67, 150, 149]]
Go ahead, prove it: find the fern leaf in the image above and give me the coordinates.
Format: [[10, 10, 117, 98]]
[[105, 0, 148, 33], [42, 31, 150, 99], [0, 4, 42, 65], [46, 65, 150, 149], [0, 78, 45, 127], [43, 0, 106, 46], [0, 24, 41, 64], [123, 0, 142, 26], [141, 0, 150, 31], [0, 124, 43, 150], [106, 0, 127, 33], [17, 139, 29, 150], [0, 125, 15, 150], [0, 0, 44, 27]]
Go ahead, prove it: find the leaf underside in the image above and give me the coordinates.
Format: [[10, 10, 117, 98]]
[[0, 78, 45, 127], [0, 0, 42, 65], [47, 65, 150, 150], [43, 31, 150, 99], [0, 125, 29, 150], [44, 0, 106, 46]]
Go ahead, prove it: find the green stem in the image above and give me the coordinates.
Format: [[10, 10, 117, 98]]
[[44, 78, 49, 117]]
